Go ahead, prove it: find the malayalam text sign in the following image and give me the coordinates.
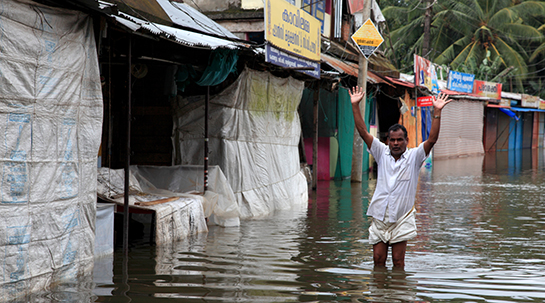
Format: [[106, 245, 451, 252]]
[[417, 96, 434, 107], [351, 18, 384, 59], [447, 70, 475, 94], [265, 0, 321, 61], [265, 44, 320, 79], [473, 80, 501, 100], [521, 94, 540, 108]]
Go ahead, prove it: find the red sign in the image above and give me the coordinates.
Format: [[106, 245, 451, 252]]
[[348, 0, 364, 14], [417, 96, 434, 107], [473, 80, 502, 100]]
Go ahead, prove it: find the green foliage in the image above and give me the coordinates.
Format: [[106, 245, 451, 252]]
[[379, 0, 545, 94]]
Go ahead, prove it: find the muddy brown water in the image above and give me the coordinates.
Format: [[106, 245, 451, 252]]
[[34, 151, 545, 302]]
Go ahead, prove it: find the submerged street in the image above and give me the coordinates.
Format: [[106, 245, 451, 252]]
[[44, 150, 545, 302]]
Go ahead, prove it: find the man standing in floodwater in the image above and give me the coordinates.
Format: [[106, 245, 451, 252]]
[[349, 86, 452, 269]]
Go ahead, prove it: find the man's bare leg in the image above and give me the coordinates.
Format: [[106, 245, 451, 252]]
[[391, 241, 407, 269], [372, 242, 388, 267]]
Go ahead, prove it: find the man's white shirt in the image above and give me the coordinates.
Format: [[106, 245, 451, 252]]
[[367, 137, 427, 223]]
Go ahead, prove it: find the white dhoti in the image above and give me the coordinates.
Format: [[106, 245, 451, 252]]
[[369, 206, 417, 245]]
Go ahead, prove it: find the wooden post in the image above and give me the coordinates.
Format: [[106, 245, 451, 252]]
[[351, 0, 372, 182], [204, 86, 209, 192], [123, 34, 132, 256]]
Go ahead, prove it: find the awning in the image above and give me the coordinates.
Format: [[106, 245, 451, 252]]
[[321, 53, 392, 86], [510, 106, 545, 112], [112, 12, 248, 50], [157, 0, 239, 39], [385, 76, 414, 88], [498, 108, 519, 120]]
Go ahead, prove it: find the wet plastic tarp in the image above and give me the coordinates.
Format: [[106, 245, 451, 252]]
[[172, 68, 309, 219], [0, 0, 103, 299], [97, 167, 208, 245], [131, 165, 240, 227]]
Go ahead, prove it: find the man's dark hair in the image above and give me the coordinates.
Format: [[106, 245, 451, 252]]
[[387, 124, 408, 139]]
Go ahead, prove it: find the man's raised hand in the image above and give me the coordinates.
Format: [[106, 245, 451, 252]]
[[349, 86, 365, 105], [433, 92, 452, 110]]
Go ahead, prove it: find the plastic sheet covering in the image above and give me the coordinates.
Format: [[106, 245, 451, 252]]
[[97, 167, 208, 245], [0, 0, 103, 299], [172, 68, 309, 219], [131, 165, 240, 227], [95, 203, 114, 258]]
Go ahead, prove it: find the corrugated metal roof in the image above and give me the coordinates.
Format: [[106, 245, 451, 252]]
[[385, 76, 414, 88], [158, 0, 238, 39], [321, 53, 391, 85], [108, 0, 172, 25], [109, 8, 247, 50]]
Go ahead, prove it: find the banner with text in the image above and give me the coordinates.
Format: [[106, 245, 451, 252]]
[[414, 54, 439, 94], [265, 0, 321, 61], [447, 70, 475, 93], [265, 44, 320, 79], [473, 80, 502, 100]]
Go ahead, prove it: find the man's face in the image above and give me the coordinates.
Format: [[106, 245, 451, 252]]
[[388, 129, 408, 159]]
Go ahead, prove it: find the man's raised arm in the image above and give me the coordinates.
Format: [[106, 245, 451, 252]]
[[350, 86, 374, 149], [423, 92, 452, 155]]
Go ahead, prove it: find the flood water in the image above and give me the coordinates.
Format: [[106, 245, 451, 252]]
[[43, 150, 545, 302]]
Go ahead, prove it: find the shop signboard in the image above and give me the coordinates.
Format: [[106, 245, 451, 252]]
[[473, 80, 501, 100], [447, 70, 474, 93]]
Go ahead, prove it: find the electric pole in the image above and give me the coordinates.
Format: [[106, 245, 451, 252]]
[[351, 0, 372, 182]]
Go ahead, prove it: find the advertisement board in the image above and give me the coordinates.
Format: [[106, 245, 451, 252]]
[[414, 54, 439, 94]]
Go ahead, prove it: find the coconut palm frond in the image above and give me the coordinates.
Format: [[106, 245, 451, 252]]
[[497, 23, 543, 43], [434, 36, 472, 64], [494, 37, 528, 78], [510, 1, 545, 19], [488, 8, 519, 28], [529, 43, 545, 62]]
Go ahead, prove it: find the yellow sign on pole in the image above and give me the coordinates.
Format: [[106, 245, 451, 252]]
[[351, 18, 384, 59]]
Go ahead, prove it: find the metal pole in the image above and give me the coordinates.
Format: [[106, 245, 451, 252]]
[[312, 81, 319, 189], [123, 34, 132, 256], [204, 86, 209, 192]]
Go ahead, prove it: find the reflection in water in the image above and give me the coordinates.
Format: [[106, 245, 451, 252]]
[[26, 150, 545, 302]]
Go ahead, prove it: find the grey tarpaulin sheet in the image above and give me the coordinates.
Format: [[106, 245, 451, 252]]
[[0, 0, 102, 300], [97, 167, 208, 245], [0, 0, 103, 299], [172, 68, 309, 219], [131, 165, 240, 227]]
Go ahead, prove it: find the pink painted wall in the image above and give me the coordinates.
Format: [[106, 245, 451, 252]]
[[304, 137, 331, 180]]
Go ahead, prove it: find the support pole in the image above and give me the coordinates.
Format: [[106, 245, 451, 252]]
[[312, 81, 319, 189], [351, 0, 372, 182], [204, 86, 209, 192], [123, 34, 132, 256]]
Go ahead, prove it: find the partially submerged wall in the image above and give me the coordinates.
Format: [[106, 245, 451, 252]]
[[0, 0, 102, 298]]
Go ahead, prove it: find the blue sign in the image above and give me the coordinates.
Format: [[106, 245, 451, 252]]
[[265, 44, 320, 79], [447, 70, 475, 93]]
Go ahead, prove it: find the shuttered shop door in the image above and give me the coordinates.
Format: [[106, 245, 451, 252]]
[[433, 99, 485, 159]]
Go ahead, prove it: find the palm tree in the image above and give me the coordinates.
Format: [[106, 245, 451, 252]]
[[433, 0, 545, 91], [381, 0, 545, 92]]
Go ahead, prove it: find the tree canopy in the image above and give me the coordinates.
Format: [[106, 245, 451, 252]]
[[380, 0, 545, 95]]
